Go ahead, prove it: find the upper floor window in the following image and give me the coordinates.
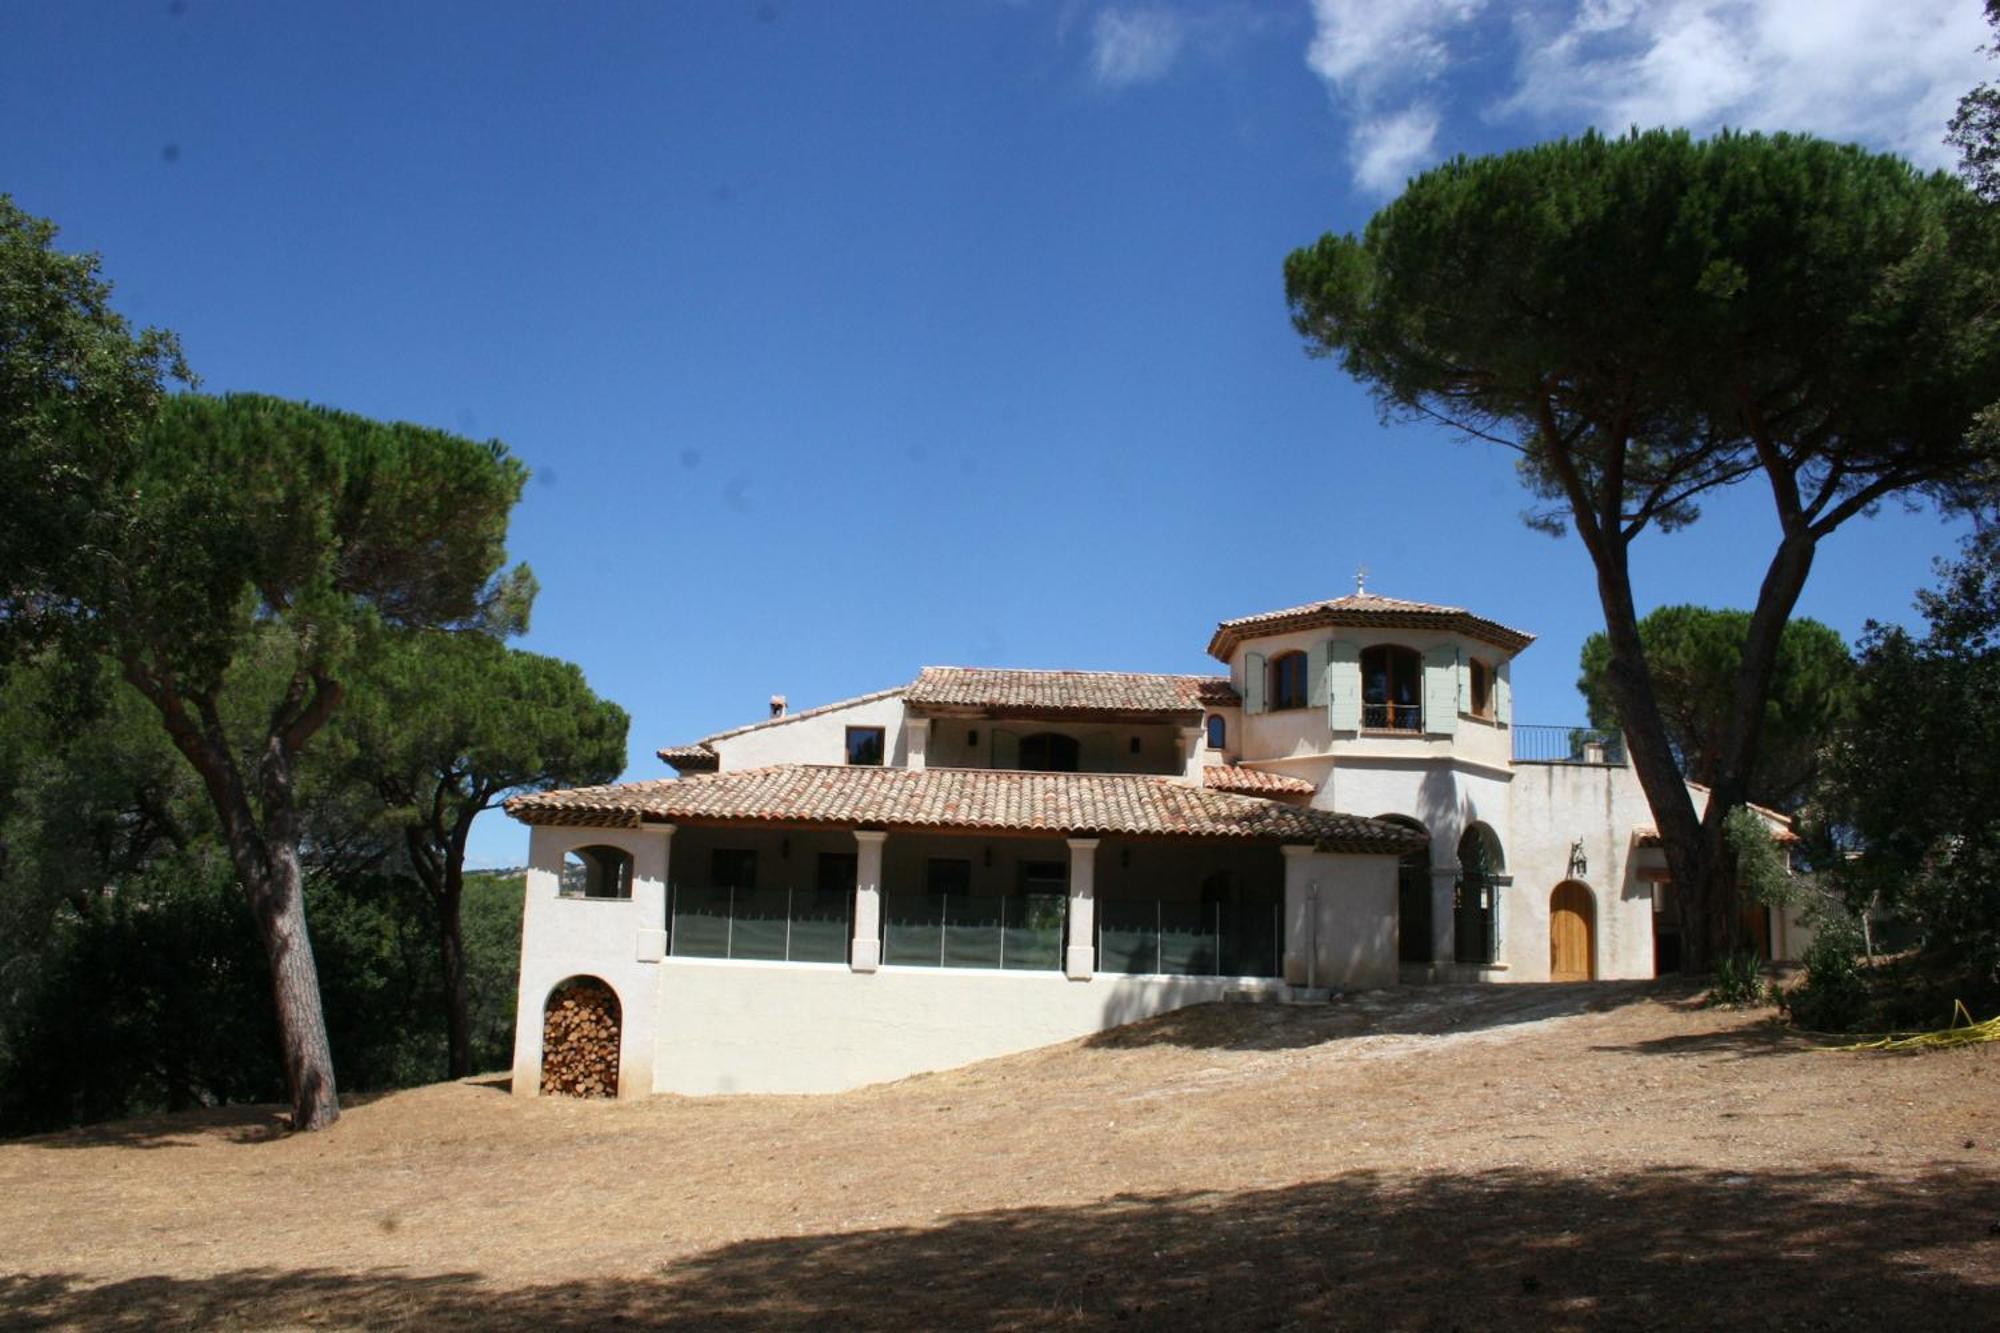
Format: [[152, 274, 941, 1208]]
[[1268, 651, 1309, 711], [1468, 658, 1493, 718], [1019, 731, 1080, 772], [1205, 714, 1226, 750], [846, 725, 886, 766], [1361, 645, 1423, 731], [561, 845, 633, 899]]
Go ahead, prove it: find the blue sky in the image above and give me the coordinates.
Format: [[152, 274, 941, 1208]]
[[2, 1, 1992, 868]]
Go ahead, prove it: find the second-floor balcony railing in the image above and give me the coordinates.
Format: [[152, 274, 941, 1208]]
[[1512, 724, 1627, 766], [1361, 701, 1424, 732]]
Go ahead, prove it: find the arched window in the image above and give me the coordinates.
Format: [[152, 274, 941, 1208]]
[[1019, 732, 1081, 772], [1205, 714, 1227, 750], [1361, 645, 1423, 731], [562, 845, 634, 899], [1453, 824, 1503, 964], [1468, 658, 1493, 718], [1268, 651, 1309, 711]]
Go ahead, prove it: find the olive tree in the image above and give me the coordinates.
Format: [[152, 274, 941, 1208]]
[[1285, 130, 2000, 968]]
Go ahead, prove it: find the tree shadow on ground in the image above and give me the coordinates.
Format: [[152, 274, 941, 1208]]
[[6, 1165, 1990, 1330], [1086, 981, 1674, 1053], [5, 1106, 292, 1151], [10, 1088, 404, 1150], [1591, 1023, 1837, 1061]]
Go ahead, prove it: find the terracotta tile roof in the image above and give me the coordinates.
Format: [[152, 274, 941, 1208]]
[[698, 687, 907, 744], [1202, 766, 1318, 797], [1206, 592, 1535, 660], [656, 744, 719, 773], [507, 765, 1422, 851], [907, 667, 1238, 717]]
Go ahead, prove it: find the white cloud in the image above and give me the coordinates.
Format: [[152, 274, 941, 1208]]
[[1303, 0, 1993, 192], [1351, 105, 1443, 194], [1304, 0, 1486, 192], [1507, 0, 1992, 170], [1307, 0, 1486, 98], [1091, 8, 1187, 88]]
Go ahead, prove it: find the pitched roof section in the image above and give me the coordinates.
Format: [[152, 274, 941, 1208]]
[[507, 765, 1421, 851], [907, 667, 1239, 718], [656, 744, 719, 773], [1206, 592, 1535, 661], [1202, 766, 1318, 797]]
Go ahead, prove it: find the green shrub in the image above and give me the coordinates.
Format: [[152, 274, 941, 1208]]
[[1708, 948, 1768, 1007], [1783, 912, 1870, 1031]]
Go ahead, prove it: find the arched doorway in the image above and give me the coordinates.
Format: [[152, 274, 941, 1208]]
[[1454, 824, 1503, 964], [541, 976, 621, 1098], [1549, 882, 1596, 981], [1379, 816, 1432, 963]]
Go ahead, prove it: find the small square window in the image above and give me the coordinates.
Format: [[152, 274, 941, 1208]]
[[968, 729, 980, 747], [846, 726, 886, 766], [1129, 736, 1141, 755]]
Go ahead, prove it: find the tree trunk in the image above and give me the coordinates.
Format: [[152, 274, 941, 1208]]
[[243, 839, 341, 1131], [129, 665, 343, 1132], [1698, 530, 1820, 962], [1587, 541, 1720, 969], [440, 863, 472, 1080]]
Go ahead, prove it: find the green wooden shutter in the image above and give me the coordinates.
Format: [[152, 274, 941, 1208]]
[[993, 728, 1020, 769], [1494, 661, 1512, 725], [1243, 652, 1266, 715], [1308, 640, 1330, 709], [1326, 641, 1360, 731], [1423, 646, 1459, 736]]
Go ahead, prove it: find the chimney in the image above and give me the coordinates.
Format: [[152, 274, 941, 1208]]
[[769, 694, 787, 719]]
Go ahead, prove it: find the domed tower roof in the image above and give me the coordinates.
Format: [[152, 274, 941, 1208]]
[[1205, 592, 1535, 662]]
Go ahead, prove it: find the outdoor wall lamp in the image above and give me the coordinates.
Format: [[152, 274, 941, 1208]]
[[1568, 839, 1588, 878]]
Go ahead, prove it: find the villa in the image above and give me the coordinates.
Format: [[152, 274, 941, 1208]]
[[505, 589, 1803, 1098]]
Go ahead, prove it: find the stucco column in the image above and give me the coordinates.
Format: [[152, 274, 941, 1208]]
[[1066, 837, 1099, 980], [851, 829, 888, 972], [906, 718, 930, 770], [632, 823, 674, 963], [1281, 844, 1319, 989]]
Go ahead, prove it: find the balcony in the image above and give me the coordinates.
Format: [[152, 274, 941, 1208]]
[[1512, 725, 1626, 766]]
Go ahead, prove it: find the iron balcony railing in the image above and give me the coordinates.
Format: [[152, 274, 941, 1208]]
[[1361, 700, 1424, 732], [1511, 724, 1627, 766]]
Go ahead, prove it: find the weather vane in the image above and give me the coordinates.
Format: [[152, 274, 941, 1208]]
[[1354, 563, 1369, 595]]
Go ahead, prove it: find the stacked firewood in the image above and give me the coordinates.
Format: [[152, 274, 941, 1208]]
[[541, 981, 620, 1098]]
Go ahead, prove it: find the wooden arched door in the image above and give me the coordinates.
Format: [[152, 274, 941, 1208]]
[[1549, 882, 1595, 981]]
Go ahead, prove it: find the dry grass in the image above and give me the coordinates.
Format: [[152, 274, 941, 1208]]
[[1, 981, 1995, 1330]]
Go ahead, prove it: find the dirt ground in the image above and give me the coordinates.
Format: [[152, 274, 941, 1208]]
[[0, 981, 1994, 1330]]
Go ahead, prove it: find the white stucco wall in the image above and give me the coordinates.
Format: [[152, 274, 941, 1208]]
[[1506, 762, 1660, 981], [511, 823, 673, 1098], [710, 693, 910, 771], [647, 961, 1281, 1095], [1282, 848, 1400, 989]]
